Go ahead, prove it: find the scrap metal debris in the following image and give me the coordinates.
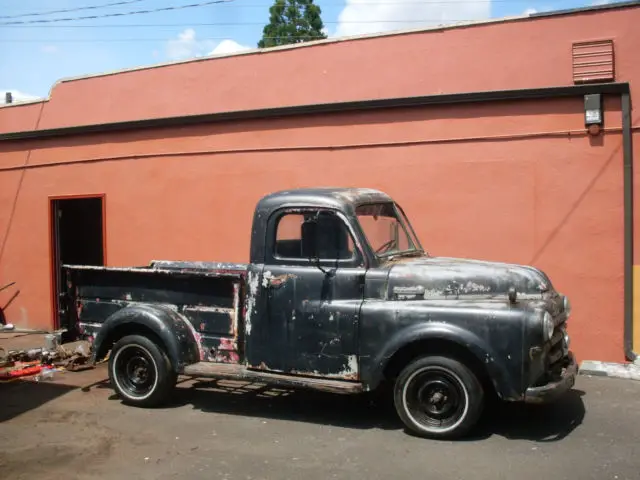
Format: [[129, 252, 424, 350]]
[[0, 337, 94, 382]]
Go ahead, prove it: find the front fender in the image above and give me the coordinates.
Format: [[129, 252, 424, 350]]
[[368, 322, 520, 400], [92, 304, 202, 373]]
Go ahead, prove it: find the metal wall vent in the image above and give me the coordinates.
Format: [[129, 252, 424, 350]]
[[572, 39, 615, 84]]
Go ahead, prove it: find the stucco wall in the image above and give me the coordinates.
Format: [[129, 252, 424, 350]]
[[0, 4, 638, 362], [0, 96, 627, 363]]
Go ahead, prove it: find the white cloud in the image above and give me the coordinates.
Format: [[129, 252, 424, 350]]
[[165, 29, 250, 60], [0, 89, 42, 105], [165, 28, 215, 60], [333, 0, 492, 38], [41, 45, 59, 54], [523, 7, 538, 15], [591, 0, 612, 5], [208, 39, 251, 56]]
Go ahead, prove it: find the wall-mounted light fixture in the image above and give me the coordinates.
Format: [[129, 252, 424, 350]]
[[584, 93, 603, 135]]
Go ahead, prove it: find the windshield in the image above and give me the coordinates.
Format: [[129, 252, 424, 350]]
[[355, 202, 422, 257]]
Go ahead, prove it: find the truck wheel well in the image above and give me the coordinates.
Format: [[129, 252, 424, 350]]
[[382, 338, 498, 399], [97, 323, 167, 361]]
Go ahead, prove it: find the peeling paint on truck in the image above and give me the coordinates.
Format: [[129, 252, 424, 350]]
[[61, 187, 577, 440]]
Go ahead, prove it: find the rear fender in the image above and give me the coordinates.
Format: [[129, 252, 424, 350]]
[[91, 304, 202, 373]]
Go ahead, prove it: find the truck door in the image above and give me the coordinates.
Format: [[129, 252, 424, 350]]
[[260, 208, 365, 380]]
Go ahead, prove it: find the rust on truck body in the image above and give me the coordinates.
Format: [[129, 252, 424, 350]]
[[60, 187, 577, 439]]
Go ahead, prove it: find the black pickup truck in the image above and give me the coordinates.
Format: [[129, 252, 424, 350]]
[[61, 187, 577, 439]]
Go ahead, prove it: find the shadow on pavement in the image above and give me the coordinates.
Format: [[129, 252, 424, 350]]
[[0, 381, 77, 423], [115, 378, 586, 441], [0, 365, 109, 423], [463, 388, 586, 442]]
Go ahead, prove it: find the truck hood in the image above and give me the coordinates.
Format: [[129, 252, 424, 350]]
[[386, 255, 554, 300]]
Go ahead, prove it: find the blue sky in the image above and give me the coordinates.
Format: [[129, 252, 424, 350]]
[[1, 0, 613, 102]]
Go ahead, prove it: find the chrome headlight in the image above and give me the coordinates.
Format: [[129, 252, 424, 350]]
[[563, 328, 571, 350], [563, 296, 572, 318], [543, 311, 554, 341]]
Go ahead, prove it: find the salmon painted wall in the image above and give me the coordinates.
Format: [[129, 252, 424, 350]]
[[0, 96, 626, 362]]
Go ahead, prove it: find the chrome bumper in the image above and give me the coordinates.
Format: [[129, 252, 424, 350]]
[[524, 352, 578, 404]]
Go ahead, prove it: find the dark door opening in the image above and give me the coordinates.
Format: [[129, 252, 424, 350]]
[[51, 196, 105, 330]]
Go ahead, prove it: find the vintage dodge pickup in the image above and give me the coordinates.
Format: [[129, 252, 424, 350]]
[[61, 187, 577, 439]]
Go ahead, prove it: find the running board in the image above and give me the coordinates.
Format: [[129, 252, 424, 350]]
[[182, 362, 363, 394]]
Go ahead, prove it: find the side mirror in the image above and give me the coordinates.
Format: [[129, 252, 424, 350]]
[[301, 217, 318, 259]]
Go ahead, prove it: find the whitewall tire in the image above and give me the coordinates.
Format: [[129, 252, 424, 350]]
[[393, 355, 484, 439], [108, 334, 177, 408]]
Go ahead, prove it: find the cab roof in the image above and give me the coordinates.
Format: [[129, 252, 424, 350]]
[[256, 187, 394, 215]]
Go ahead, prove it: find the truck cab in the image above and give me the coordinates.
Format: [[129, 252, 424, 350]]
[[64, 187, 577, 439]]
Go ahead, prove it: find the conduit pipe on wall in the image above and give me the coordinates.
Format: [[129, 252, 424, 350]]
[[0, 126, 639, 173], [622, 93, 636, 362]]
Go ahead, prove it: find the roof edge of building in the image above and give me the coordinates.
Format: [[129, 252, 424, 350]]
[[0, 82, 630, 142], [42, 0, 640, 96], [0, 98, 46, 110]]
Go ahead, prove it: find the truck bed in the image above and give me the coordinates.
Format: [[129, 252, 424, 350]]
[[62, 260, 248, 364]]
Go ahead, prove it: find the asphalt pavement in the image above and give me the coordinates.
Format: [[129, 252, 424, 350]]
[[0, 365, 639, 480]]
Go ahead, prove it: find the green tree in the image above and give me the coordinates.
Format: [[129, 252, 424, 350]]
[[258, 0, 327, 48]]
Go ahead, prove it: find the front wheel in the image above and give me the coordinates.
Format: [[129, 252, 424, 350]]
[[108, 334, 177, 408], [393, 355, 484, 439]]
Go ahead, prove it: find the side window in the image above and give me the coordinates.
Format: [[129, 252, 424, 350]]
[[274, 213, 305, 258], [274, 211, 356, 261]]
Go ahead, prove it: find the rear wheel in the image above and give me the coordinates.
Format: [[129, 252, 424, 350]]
[[108, 334, 177, 407], [393, 355, 484, 439]]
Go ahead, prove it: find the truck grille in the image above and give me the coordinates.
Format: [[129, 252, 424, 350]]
[[547, 322, 570, 376]]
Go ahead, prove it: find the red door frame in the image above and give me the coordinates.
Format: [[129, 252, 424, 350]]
[[48, 194, 107, 330]]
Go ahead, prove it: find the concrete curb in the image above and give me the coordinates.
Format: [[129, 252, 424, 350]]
[[579, 360, 640, 381], [0, 328, 52, 334]]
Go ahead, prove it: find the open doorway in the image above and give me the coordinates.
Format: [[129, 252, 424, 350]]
[[50, 195, 105, 330]]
